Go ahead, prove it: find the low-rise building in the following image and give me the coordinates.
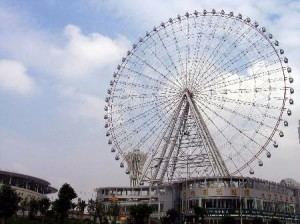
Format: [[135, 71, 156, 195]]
[[96, 176, 300, 223]]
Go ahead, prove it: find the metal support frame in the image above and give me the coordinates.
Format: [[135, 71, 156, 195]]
[[143, 90, 229, 185], [158, 102, 190, 182], [185, 91, 229, 176], [151, 98, 185, 181]]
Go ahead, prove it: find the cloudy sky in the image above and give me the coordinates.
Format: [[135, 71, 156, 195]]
[[0, 0, 299, 199]]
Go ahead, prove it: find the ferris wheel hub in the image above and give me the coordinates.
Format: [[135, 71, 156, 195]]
[[183, 88, 194, 98]]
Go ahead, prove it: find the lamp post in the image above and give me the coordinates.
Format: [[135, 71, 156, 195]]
[[240, 180, 244, 224]]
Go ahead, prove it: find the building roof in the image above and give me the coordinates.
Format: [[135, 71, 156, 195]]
[[0, 170, 57, 193]]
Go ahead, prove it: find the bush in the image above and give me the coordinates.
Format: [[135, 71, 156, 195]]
[[252, 217, 264, 224], [221, 216, 236, 224]]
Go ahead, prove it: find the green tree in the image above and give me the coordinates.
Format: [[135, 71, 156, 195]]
[[221, 216, 236, 224], [270, 218, 281, 224], [166, 209, 179, 224], [87, 199, 103, 224], [252, 217, 264, 224], [109, 203, 120, 224], [0, 185, 20, 224], [193, 206, 207, 224], [52, 183, 77, 224], [129, 204, 153, 224], [95, 200, 106, 224], [19, 197, 29, 217], [29, 198, 39, 218], [77, 198, 87, 219], [39, 197, 51, 224]]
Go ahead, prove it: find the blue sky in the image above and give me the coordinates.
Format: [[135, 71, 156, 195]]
[[0, 0, 299, 199]]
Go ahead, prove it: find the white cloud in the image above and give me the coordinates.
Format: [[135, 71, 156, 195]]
[[61, 87, 105, 122], [0, 59, 35, 95], [0, 7, 130, 81], [52, 25, 130, 79]]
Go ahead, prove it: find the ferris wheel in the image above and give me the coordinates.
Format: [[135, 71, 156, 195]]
[[104, 9, 294, 186]]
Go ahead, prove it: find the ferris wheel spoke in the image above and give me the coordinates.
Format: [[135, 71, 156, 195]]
[[192, 17, 247, 84], [116, 80, 162, 91], [187, 15, 208, 87], [154, 30, 183, 84], [201, 86, 280, 95], [112, 90, 178, 100], [124, 99, 179, 139], [116, 108, 173, 147], [140, 36, 185, 87], [112, 96, 181, 135], [202, 40, 278, 85], [196, 31, 265, 86], [201, 39, 262, 86], [113, 89, 180, 103], [196, 93, 282, 111], [194, 97, 265, 149], [196, 94, 279, 132], [196, 99, 266, 166], [200, 67, 283, 91], [131, 52, 182, 89], [111, 95, 178, 115], [190, 15, 223, 87], [185, 17, 191, 87], [113, 89, 180, 109], [168, 22, 187, 84], [115, 113, 173, 152], [123, 66, 178, 90], [187, 34, 205, 88], [191, 17, 234, 86], [199, 50, 278, 89], [112, 103, 176, 135]]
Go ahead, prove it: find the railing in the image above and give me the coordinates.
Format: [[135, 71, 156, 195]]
[[201, 208, 300, 220]]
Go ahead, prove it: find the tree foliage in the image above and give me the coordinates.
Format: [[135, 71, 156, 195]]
[[20, 197, 29, 217], [39, 197, 51, 215], [221, 216, 236, 224], [252, 217, 264, 224], [29, 198, 39, 218], [39, 197, 51, 224], [129, 204, 153, 224], [52, 183, 77, 224], [166, 209, 179, 223], [0, 185, 20, 223], [77, 198, 87, 214], [193, 206, 207, 224], [270, 219, 282, 224]]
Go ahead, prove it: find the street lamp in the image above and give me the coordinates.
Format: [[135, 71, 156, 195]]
[[240, 180, 244, 224]]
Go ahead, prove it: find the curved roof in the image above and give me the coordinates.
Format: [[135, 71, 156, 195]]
[[0, 170, 57, 193]]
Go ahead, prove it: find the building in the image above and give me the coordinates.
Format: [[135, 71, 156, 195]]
[[96, 176, 300, 223], [0, 170, 57, 200]]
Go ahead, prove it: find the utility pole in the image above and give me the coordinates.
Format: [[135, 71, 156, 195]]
[[298, 120, 300, 144], [240, 181, 243, 224]]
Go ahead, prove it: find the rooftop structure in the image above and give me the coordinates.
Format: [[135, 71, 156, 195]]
[[0, 170, 57, 200]]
